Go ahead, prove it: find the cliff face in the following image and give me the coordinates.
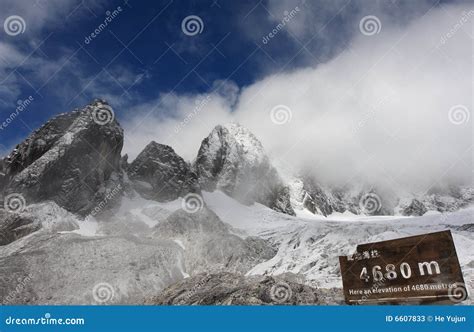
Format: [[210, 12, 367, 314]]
[[195, 123, 295, 216], [127, 141, 199, 202], [1, 99, 123, 216]]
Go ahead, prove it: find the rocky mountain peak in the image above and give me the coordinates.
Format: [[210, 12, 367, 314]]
[[290, 172, 474, 217], [219, 122, 267, 164], [195, 123, 295, 215], [127, 141, 199, 202], [140, 140, 176, 155], [1, 99, 123, 216]]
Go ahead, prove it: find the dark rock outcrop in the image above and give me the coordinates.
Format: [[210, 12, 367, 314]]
[[268, 185, 295, 216], [0, 211, 39, 245], [146, 272, 319, 305], [195, 123, 295, 215], [1, 99, 123, 216], [402, 198, 427, 216], [127, 142, 199, 201], [0, 202, 78, 246], [301, 175, 333, 217]]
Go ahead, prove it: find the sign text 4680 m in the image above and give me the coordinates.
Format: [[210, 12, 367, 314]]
[[359, 260, 441, 282]]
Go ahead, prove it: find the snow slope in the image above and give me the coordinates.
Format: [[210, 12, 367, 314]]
[[203, 190, 474, 299], [3, 189, 471, 304], [50, 189, 474, 297]]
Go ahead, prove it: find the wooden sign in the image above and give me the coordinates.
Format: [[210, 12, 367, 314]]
[[339, 230, 468, 304]]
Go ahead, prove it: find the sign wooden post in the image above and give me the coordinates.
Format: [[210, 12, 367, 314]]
[[339, 230, 468, 304]]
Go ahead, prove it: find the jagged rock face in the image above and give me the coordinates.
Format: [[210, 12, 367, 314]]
[[0, 202, 78, 245], [127, 142, 199, 201], [291, 177, 364, 216], [153, 207, 277, 275], [394, 187, 473, 216], [146, 272, 319, 305], [300, 176, 333, 217], [195, 123, 295, 215], [291, 174, 410, 216], [291, 168, 474, 217], [402, 198, 427, 216], [268, 185, 295, 216], [422, 187, 474, 213], [1, 100, 123, 216], [0, 211, 39, 245]]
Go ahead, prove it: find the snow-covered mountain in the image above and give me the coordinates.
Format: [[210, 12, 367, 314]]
[[0, 100, 472, 305], [287, 173, 473, 218], [195, 123, 294, 215], [1, 100, 470, 219]]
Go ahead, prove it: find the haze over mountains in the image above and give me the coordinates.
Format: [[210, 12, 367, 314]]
[[1, 99, 471, 220], [0, 100, 472, 305], [120, 4, 472, 201]]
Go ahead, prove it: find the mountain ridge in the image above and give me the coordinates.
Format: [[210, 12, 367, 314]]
[[1, 100, 472, 218]]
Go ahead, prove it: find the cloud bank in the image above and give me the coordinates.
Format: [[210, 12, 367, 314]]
[[122, 3, 473, 194]]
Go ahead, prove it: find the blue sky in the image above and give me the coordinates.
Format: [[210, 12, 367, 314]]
[[0, 0, 472, 191], [0, 0, 456, 150]]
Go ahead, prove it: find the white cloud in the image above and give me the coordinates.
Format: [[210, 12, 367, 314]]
[[122, 92, 234, 162], [0, 0, 109, 107], [122, 3, 473, 194], [0, 0, 102, 35]]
